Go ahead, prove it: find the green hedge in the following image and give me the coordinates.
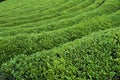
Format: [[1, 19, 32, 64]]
[[0, 11, 120, 65], [1, 27, 120, 80], [0, 0, 120, 28]]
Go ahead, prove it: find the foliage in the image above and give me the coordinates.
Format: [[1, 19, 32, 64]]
[[0, 0, 120, 80], [1, 27, 120, 79]]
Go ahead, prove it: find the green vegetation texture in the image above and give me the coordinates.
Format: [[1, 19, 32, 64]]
[[0, 0, 120, 80]]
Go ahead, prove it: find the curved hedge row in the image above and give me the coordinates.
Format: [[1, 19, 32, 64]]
[[0, 0, 120, 80], [0, 11, 120, 65], [0, 0, 84, 25], [0, 0, 119, 39], [1, 27, 120, 80], [0, 0, 120, 28]]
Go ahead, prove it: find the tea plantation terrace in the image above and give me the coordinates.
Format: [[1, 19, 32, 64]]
[[0, 0, 120, 80]]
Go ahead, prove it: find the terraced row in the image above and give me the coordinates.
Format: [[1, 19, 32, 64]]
[[0, 10, 120, 65], [0, 0, 106, 32], [0, 27, 120, 80], [2, 0, 94, 26], [0, 0, 119, 37], [0, 0, 91, 19], [0, 0, 120, 79]]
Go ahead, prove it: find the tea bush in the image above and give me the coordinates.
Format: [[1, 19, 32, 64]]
[[1, 27, 120, 79], [0, 0, 120, 79], [0, 11, 120, 65]]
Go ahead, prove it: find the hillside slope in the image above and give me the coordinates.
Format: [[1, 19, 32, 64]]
[[0, 0, 120, 80]]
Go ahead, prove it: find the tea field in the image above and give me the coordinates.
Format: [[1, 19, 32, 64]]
[[0, 0, 120, 80]]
